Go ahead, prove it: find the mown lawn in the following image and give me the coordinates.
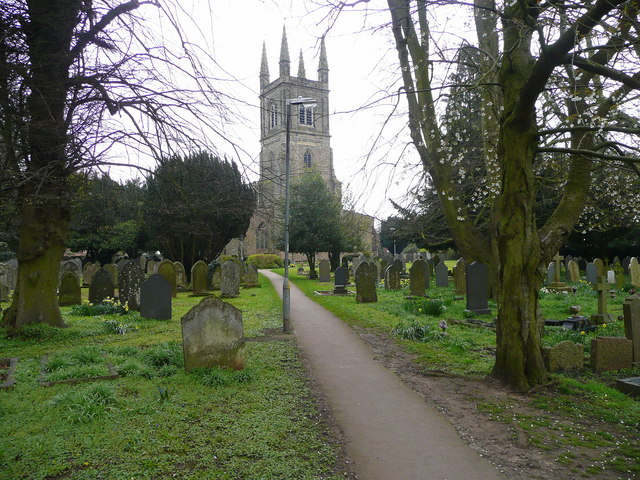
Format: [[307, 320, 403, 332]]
[[0, 274, 347, 480]]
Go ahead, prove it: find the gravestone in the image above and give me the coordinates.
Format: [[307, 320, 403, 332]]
[[623, 295, 640, 365], [392, 258, 404, 275], [104, 263, 118, 288], [546, 262, 555, 285], [564, 254, 573, 268], [549, 253, 568, 289], [384, 263, 401, 291], [243, 265, 259, 288], [318, 259, 331, 282], [613, 262, 625, 289], [606, 270, 616, 285], [465, 262, 491, 315], [221, 260, 241, 298], [616, 377, 640, 397], [630, 257, 640, 287], [590, 337, 633, 372], [174, 262, 187, 289], [542, 341, 583, 372], [191, 260, 209, 295], [409, 259, 429, 297], [435, 261, 448, 287], [453, 259, 466, 295], [58, 272, 81, 306], [590, 276, 614, 325], [59, 260, 81, 286], [118, 261, 145, 311], [140, 273, 172, 320], [593, 258, 604, 276], [432, 255, 441, 267], [210, 263, 222, 291], [82, 263, 95, 286], [585, 262, 598, 284], [333, 267, 348, 295], [0, 282, 10, 302], [0, 264, 12, 292], [351, 255, 364, 276], [146, 260, 159, 275], [88, 268, 115, 304], [567, 260, 580, 283], [355, 261, 378, 303], [622, 256, 632, 275], [181, 296, 245, 372], [139, 255, 149, 272], [157, 259, 177, 298]]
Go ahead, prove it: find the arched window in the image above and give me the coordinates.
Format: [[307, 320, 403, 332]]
[[270, 103, 278, 129], [303, 151, 312, 168], [299, 105, 314, 126], [257, 222, 269, 250]]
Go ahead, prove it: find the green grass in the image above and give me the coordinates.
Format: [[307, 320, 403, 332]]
[[0, 274, 346, 480]]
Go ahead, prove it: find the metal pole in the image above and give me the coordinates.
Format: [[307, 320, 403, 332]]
[[283, 100, 292, 333]]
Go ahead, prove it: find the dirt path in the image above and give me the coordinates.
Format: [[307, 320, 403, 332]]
[[262, 270, 505, 480]]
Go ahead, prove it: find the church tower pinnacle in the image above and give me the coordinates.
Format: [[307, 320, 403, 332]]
[[297, 50, 306, 79], [318, 36, 328, 83], [279, 26, 290, 77], [260, 41, 269, 88]]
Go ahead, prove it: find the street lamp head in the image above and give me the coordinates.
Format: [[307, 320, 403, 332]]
[[287, 96, 317, 108]]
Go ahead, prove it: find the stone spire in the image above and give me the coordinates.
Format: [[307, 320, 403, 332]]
[[279, 26, 290, 77], [318, 36, 328, 83], [260, 41, 269, 88], [297, 49, 306, 78]]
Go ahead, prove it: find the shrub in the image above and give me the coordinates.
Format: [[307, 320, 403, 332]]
[[247, 254, 283, 269], [70, 298, 129, 316], [403, 298, 446, 316]]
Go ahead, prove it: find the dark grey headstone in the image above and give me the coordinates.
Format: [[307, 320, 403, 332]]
[[140, 273, 172, 320], [384, 263, 401, 290], [221, 260, 241, 298], [210, 263, 222, 291], [333, 267, 348, 295], [181, 296, 245, 372], [435, 261, 448, 287], [118, 261, 145, 311], [88, 268, 115, 304], [355, 261, 378, 303], [586, 262, 597, 284], [58, 272, 81, 306], [318, 259, 331, 282], [243, 265, 259, 288], [465, 262, 491, 315], [409, 260, 428, 296], [59, 260, 81, 287], [191, 260, 209, 294]]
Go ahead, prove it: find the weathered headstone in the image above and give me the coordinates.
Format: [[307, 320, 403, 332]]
[[58, 272, 81, 306], [435, 261, 448, 287], [590, 276, 614, 325], [384, 263, 401, 291], [465, 262, 491, 315], [88, 268, 115, 304], [157, 259, 177, 298], [623, 295, 640, 365], [564, 254, 573, 267], [82, 262, 95, 286], [210, 263, 222, 291], [318, 259, 331, 282], [585, 262, 598, 284], [243, 265, 259, 288], [613, 262, 625, 289], [453, 259, 466, 295], [549, 253, 567, 289], [333, 266, 348, 295], [567, 260, 580, 283], [542, 341, 583, 372], [139, 255, 149, 272], [409, 259, 429, 297], [140, 273, 172, 320], [355, 261, 378, 303], [181, 296, 245, 372], [630, 257, 640, 287], [590, 337, 633, 372], [546, 262, 555, 285], [191, 260, 209, 295], [146, 260, 159, 275], [606, 270, 616, 285], [59, 260, 81, 286], [0, 282, 10, 302], [593, 258, 605, 276], [174, 262, 187, 289], [221, 260, 241, 298], [118, 261, 145, 311], [104, 263, 118, 288]]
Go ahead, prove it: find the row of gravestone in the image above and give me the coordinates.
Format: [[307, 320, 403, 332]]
[[546, 255, 640, 287]]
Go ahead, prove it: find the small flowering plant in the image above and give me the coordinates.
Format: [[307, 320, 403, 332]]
[[70, 298, 130, 317]]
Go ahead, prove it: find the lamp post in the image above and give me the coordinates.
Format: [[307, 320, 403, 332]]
[[283, 96, 316, 333]]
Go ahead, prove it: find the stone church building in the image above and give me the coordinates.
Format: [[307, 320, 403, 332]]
[[225, 28, 378, 258]]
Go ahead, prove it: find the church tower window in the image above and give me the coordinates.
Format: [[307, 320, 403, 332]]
[[299, 105, 313, 126], [303, 151, 312, 168]]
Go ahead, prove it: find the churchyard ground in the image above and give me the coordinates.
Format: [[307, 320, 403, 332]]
[[280, 267, 640, 479], [0, 274, 353, 480]]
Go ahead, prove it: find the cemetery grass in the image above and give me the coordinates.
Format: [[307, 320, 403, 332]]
[[281, 269, 640, 479], [0, 275, 351, 480]]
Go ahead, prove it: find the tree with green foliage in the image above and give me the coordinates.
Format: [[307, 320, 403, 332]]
[[144, 152, 256, 276], [287, 171, 344, 279]]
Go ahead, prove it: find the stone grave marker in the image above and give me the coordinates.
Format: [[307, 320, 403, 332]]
[[140, 273, 172, 320], [3, 260, 17, 290], [616, 377, 640, 397], [146, 260, 159, 276], [82, 263, 95, 286], [88, 268, 115, 304], [355, 261, 378, 303], [104, 263, 118, 288], [593, 258, 604, 276], [221, 260, 241, 298], [564, 254, 573, 267], [191, 260, 209, 295], [590, 337, 632, 372], [209, 263, 222, 291], [591, 276, 614, 325], [58, 272, 81, 306], [623, 295, 640, 365], [318, 259, 331, 282], [630, 257, 640, 287], [549, 253, 568, 289], [385, 263, 401, 291], [567, 260, 580, 282], [432, 254, 441, 267], [606, 270, 616, 285], [118, 261, 145, 310], [453, 259, 466, 295], [157, 259, 177, 298], [243, 265, 259, 288], [174, 262, 187, 289], [622, 256, 632, 275], [409, 259, 429, 297], [546, 262, 555, 285], [465, 262, 491, 315], [613, 262, 625, 289], [0, 282, 9, 302], [139, 255, 149, 272], [542, 341, 583, 372], [435, 261, 448, 287], [586, 262, 597, 284], [59, 260, 81, 286], [333, 266, 348, 295], [182, 296, 245, 372]]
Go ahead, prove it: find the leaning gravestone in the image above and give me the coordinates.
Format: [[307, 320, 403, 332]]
[[453, 259, 466, 295], [333, 267, 348, 295], [58, 272, 81, 306], [104, 263, 118, 288], [88, 268, 115, 304], [318, 259, 331, 283], [181, 296, 245, 372], [409, 259, 429, 297], [435, 261, 448, 287], [586, 262, 598, 284], [623, 295, 640, 365], [191, 260, 209, 295], [221, 260, 241, 298], [118, 261, 145, 311], [243, 265, 259, 288], [385, 263, 401, 291], [355, 261, 378, 303], [542, 341, 583, 372], [157, 259, 177, 298], [465, 262, 491, 315], [630, 257, 640, 287], [174, 262, 187, 289], [140, 273, 172, 320]]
